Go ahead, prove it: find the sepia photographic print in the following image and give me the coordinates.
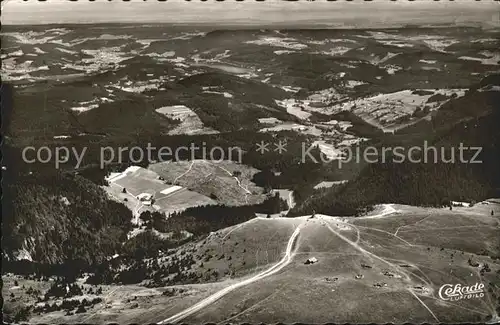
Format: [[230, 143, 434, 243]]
[[2, 0, 500, 324]]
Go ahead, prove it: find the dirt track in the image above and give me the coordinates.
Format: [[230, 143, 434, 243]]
[[159, 221, 304, 324]]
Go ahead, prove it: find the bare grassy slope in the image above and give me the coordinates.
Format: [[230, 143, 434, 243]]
[[13, 202, 500, 323], [164, 203, 500, 324]]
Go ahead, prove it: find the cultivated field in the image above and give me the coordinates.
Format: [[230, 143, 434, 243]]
[[104, 166, 216, 218], [149, 160, 266, 206], [155, 105, 218, 135]]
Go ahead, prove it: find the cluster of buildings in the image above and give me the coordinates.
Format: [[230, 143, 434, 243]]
[[136, 193, 154, 206]]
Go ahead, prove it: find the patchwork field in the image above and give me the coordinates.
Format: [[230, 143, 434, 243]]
[[149, 160, 266, 206], [155, 105, 219, 135], [104, 165, 216, 218], [325, 88, 467, 131], [276, 88, 467, 133]]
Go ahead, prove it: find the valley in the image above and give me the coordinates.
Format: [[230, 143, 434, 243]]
[[2, 23, 500, 324]]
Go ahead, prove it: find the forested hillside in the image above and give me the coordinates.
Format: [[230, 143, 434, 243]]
[[2, 171, 133, 266], [161, 193, 289, 236]]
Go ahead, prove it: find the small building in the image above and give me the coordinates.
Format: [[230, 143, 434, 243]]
[[383, 271, 395, 277], [451, 201, 471, 207], [373, 282, 387, 288], [294, 125, 307, 132], [59, 196, 71, 206], [137, 193, 153, 202], [305, 257, 318, 265]]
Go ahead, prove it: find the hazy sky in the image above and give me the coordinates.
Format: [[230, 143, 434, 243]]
[[2, 0, 499, 27]]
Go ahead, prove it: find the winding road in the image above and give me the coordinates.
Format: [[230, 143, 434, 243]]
[[159, 223, 303, 324]]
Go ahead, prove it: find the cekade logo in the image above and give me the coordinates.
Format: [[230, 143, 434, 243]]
[[438, 282, 485, 301]]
